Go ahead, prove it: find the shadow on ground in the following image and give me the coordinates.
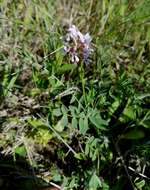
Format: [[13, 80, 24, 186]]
[[0, 153, 58, 190]]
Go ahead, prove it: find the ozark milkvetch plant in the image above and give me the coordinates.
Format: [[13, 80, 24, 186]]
[[63, 25, 92, 64]]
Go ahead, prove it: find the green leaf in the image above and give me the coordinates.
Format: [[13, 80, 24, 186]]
[[28, 118, 45, 128], [92, 149, 98, 161], [53, 108, 62, 117], [61, 105, 68, 114], [89, 113, 107, 130], [110, 99, 120, 113], [79, 112, 85, 118], [15, 146, 26, 157], [52, 174, 61, 182], [61, 114, 68, 127], [70, 94, 76, 104], [85, 143, 90, 155], [69, 177, 76, 188], [33, 128, 53, 145], [69, 106, 77, 117], [72, 117, 78, 128], [141, 120, 150, 128], [136, 93, 150, 100], [57, 64, 77, 74], [122, 129, 145, 139], [74, 153, 86, 160], [79, 117, 88, 135], [55, 114, 68, 132], [123, 107, 136, 120], [55, 119, 64, 132], [4, 73, 18, 95], [135, 178, 145, 189], [102, 182, 110, 190], [89, 173, 102, 189]]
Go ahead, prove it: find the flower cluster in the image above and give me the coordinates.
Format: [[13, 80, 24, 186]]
[[63, 25, 92, 64]]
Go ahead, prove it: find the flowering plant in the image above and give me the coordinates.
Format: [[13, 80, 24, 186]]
[[63, 25, 92, 64]]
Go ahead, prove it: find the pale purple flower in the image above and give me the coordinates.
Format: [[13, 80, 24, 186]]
[[63, 25, 92, 64], [63, 45, 70, 53], [83, 47, 90, 64], [82, 33, 92, 64], [68, 25, 80, 40], [84, 33, 92, 46]]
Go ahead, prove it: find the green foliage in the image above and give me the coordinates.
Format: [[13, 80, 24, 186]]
[[89, 111, 108, 130], [121, 129, 145, 140], [15, 146, 27, 158], [89, 172, 102, 190], [135, 178, 146, 190], [0, 0, 150, 190]]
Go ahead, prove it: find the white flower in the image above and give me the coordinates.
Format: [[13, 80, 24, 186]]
[[71, 53, 79, 63]]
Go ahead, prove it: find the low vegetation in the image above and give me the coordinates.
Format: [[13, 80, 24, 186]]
[[0, 0, 150, 189]]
